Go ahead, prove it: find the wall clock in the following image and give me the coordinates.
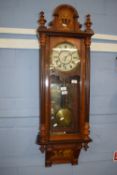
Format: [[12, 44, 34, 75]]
[[37, 4, 94, 167]]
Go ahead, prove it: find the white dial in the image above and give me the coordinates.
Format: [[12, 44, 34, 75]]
[[51, 42, 80, 72]]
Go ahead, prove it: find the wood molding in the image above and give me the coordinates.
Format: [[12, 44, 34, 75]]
[[0, 38, 38, 49], [91, 43, 117, 52], [0, 38, 117, 52], [0, 27, 36, 35], [0, 27, 117, 52], [0, 27, 117, 41]]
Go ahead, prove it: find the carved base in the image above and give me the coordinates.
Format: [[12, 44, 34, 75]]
[[45, 143, 82, 167]]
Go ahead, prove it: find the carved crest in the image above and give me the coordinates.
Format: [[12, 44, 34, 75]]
[[48, 4, 81, 32]]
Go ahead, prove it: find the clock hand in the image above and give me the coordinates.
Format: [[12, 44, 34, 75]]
[[64, 52, 70, 62]]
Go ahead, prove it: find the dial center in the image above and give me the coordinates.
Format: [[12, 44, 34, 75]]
[[59, 51, 72, 64]]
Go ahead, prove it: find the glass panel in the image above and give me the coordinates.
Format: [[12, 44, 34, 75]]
[[50, 42, 80, 135]]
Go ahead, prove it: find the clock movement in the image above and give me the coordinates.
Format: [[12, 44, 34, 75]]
[[37, 4, 94, 166]]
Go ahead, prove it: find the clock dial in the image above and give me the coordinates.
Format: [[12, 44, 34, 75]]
[[51, 42, 80, 72]]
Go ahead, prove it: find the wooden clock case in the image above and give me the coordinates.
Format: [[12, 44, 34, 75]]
[[37, 4, 94, 167]]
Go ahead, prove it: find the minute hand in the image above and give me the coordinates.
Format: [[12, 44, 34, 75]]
[[64, 52, 71, 62]]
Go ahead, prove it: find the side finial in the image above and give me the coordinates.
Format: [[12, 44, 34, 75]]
[[38, 11, 47, 29], [85, 14, 93, 33]]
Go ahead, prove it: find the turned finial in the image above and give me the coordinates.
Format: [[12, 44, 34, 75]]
[[85, 14, 93, 33], [38, 11, 46, 29]]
